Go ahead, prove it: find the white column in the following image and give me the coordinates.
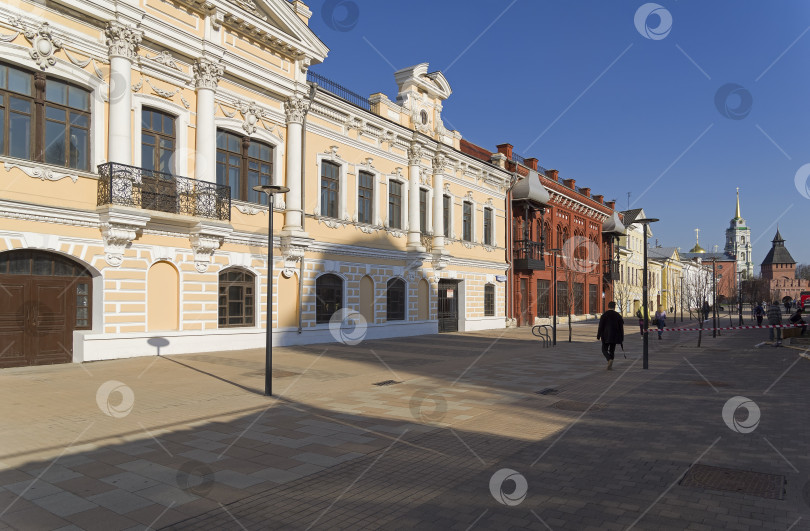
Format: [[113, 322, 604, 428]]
[[105, 21, 142, 166], [283, 95, 309, 235], [407, 142, 424, 251], [193, 58, 224, 183], [432, 153, 446, 251]]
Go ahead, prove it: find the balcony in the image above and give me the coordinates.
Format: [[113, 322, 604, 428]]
[[513, 239, 545, 271], [97, 163, 231, 222], [604, 259, 620, 280]]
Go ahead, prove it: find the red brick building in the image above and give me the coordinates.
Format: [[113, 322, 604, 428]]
[[459, 142, 620, 326]]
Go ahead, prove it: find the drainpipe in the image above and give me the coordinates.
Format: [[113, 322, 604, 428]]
[[505, 170, 519, 324], [297, 83, 317, 334]]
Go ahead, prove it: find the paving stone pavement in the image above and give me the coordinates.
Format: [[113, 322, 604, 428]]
[[1, 321, 808, 530]]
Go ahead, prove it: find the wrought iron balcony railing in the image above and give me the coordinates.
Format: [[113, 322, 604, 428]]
[[513, 239, 545, 270], [97, 162, 231, 222]]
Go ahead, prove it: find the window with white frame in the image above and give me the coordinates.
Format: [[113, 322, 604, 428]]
[[419, 188, 428, 234], [320, 160, 340, 218], [443, 195, 451, 238], [483, 207, 493, 246], [357, 170, 373, 224], [462, 201, 472, 242], [388, 180, 403, 229]]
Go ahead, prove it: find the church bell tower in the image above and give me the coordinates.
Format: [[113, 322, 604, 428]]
[[724, 188, 753, 278]]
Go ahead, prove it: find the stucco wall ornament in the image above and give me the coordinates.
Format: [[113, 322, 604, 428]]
[[105, 21, 142, 61], [237, 101, 263, 134], [146, 51, 181, 70], [0, 16, 23, 42], [14, 21, 63, 70], [145, 78, 180, 99], [4, 161, 78, 182]]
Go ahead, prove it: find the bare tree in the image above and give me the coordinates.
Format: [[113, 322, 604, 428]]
[[796, 264, 810, 281], [683, 263, 713, 347]]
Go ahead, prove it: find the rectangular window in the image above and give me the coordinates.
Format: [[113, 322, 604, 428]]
[[443, 195, 450, 238], [419, 188, 428, 234], [589, 284, 598, 314], [141, 108, 175, 174], [483, 208, 493, 246], [320, 161, 339, 218], [358, 171, 373, 224], [556, 281, 568, 315], [574, 282, 584, 314], [388, 181, 402, 229], [484, 284, 495, 317], [536, 279, 550, 317], [462, 201, 472, 242]]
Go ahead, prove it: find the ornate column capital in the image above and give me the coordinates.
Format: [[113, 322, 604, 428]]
[[408, 143, 423, 166], [432, 152, 446, 173], [284, 95, 310, 125], [193, 58, 225, 90], [105, 21, 142, 61]]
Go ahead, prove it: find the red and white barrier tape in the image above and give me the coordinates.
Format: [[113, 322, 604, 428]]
[[645, 323, 806, 332]]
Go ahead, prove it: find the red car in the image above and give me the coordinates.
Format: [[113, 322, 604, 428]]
[[801, 292, 810, 310]]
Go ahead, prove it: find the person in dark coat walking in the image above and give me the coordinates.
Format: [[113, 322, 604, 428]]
[[597, 301, 624, 370]]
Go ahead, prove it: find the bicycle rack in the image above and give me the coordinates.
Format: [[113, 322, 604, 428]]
[[532, 324, 553, 348]]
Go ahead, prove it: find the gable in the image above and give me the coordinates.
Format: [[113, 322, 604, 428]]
[[218, 0, 328, 64]]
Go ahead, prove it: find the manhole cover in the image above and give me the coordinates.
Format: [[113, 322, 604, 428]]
[[680, 464, 785, 500], [373, 380, 401, 386], [693, 380, 732, 387], [552, 400, 606, 412], [536, 388, 559, 395]]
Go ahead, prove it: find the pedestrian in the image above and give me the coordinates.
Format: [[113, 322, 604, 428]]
[[702, 300, 710, 322], [636, 307, 647, 337], [597, 301, 624, 371], [789, 308, 807, 336], [784, 299, 791, 314], [654, 306, 667, 340], [754, 302, 764, 326], [767, 300, 783, 347]]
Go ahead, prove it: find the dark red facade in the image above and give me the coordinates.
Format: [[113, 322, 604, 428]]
[[497, 144, 618, 326]]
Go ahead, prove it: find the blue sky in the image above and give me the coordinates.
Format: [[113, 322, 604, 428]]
[[305, 0, 810, 266]]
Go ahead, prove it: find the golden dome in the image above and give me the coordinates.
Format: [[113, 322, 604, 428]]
[[689, 243, 706, 253]]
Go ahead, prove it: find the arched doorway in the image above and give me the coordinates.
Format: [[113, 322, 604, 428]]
[[0, 250, 92, 368]]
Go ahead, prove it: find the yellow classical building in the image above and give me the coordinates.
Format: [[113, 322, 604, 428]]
[[0, 0, 510, 367]]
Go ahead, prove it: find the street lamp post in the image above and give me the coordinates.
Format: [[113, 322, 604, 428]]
[[636, 218, 659, 370], [253, 184, 290, 397], [549, 248, 562, 346], [711, 258, 718, 338], [680, 275, 684, 323]]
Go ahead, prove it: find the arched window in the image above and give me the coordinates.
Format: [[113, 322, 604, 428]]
[[316, 274, 343, 323], [0, 63, 91, 171], [218, 269, 255, 327], [386, 278, 406, 321], [484, 284, 495, 316], [216, 130, 274, 204]]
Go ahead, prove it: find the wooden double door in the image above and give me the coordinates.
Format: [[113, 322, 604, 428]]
[[0, 251, 91, 368], [438, 280, 459, 333]]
